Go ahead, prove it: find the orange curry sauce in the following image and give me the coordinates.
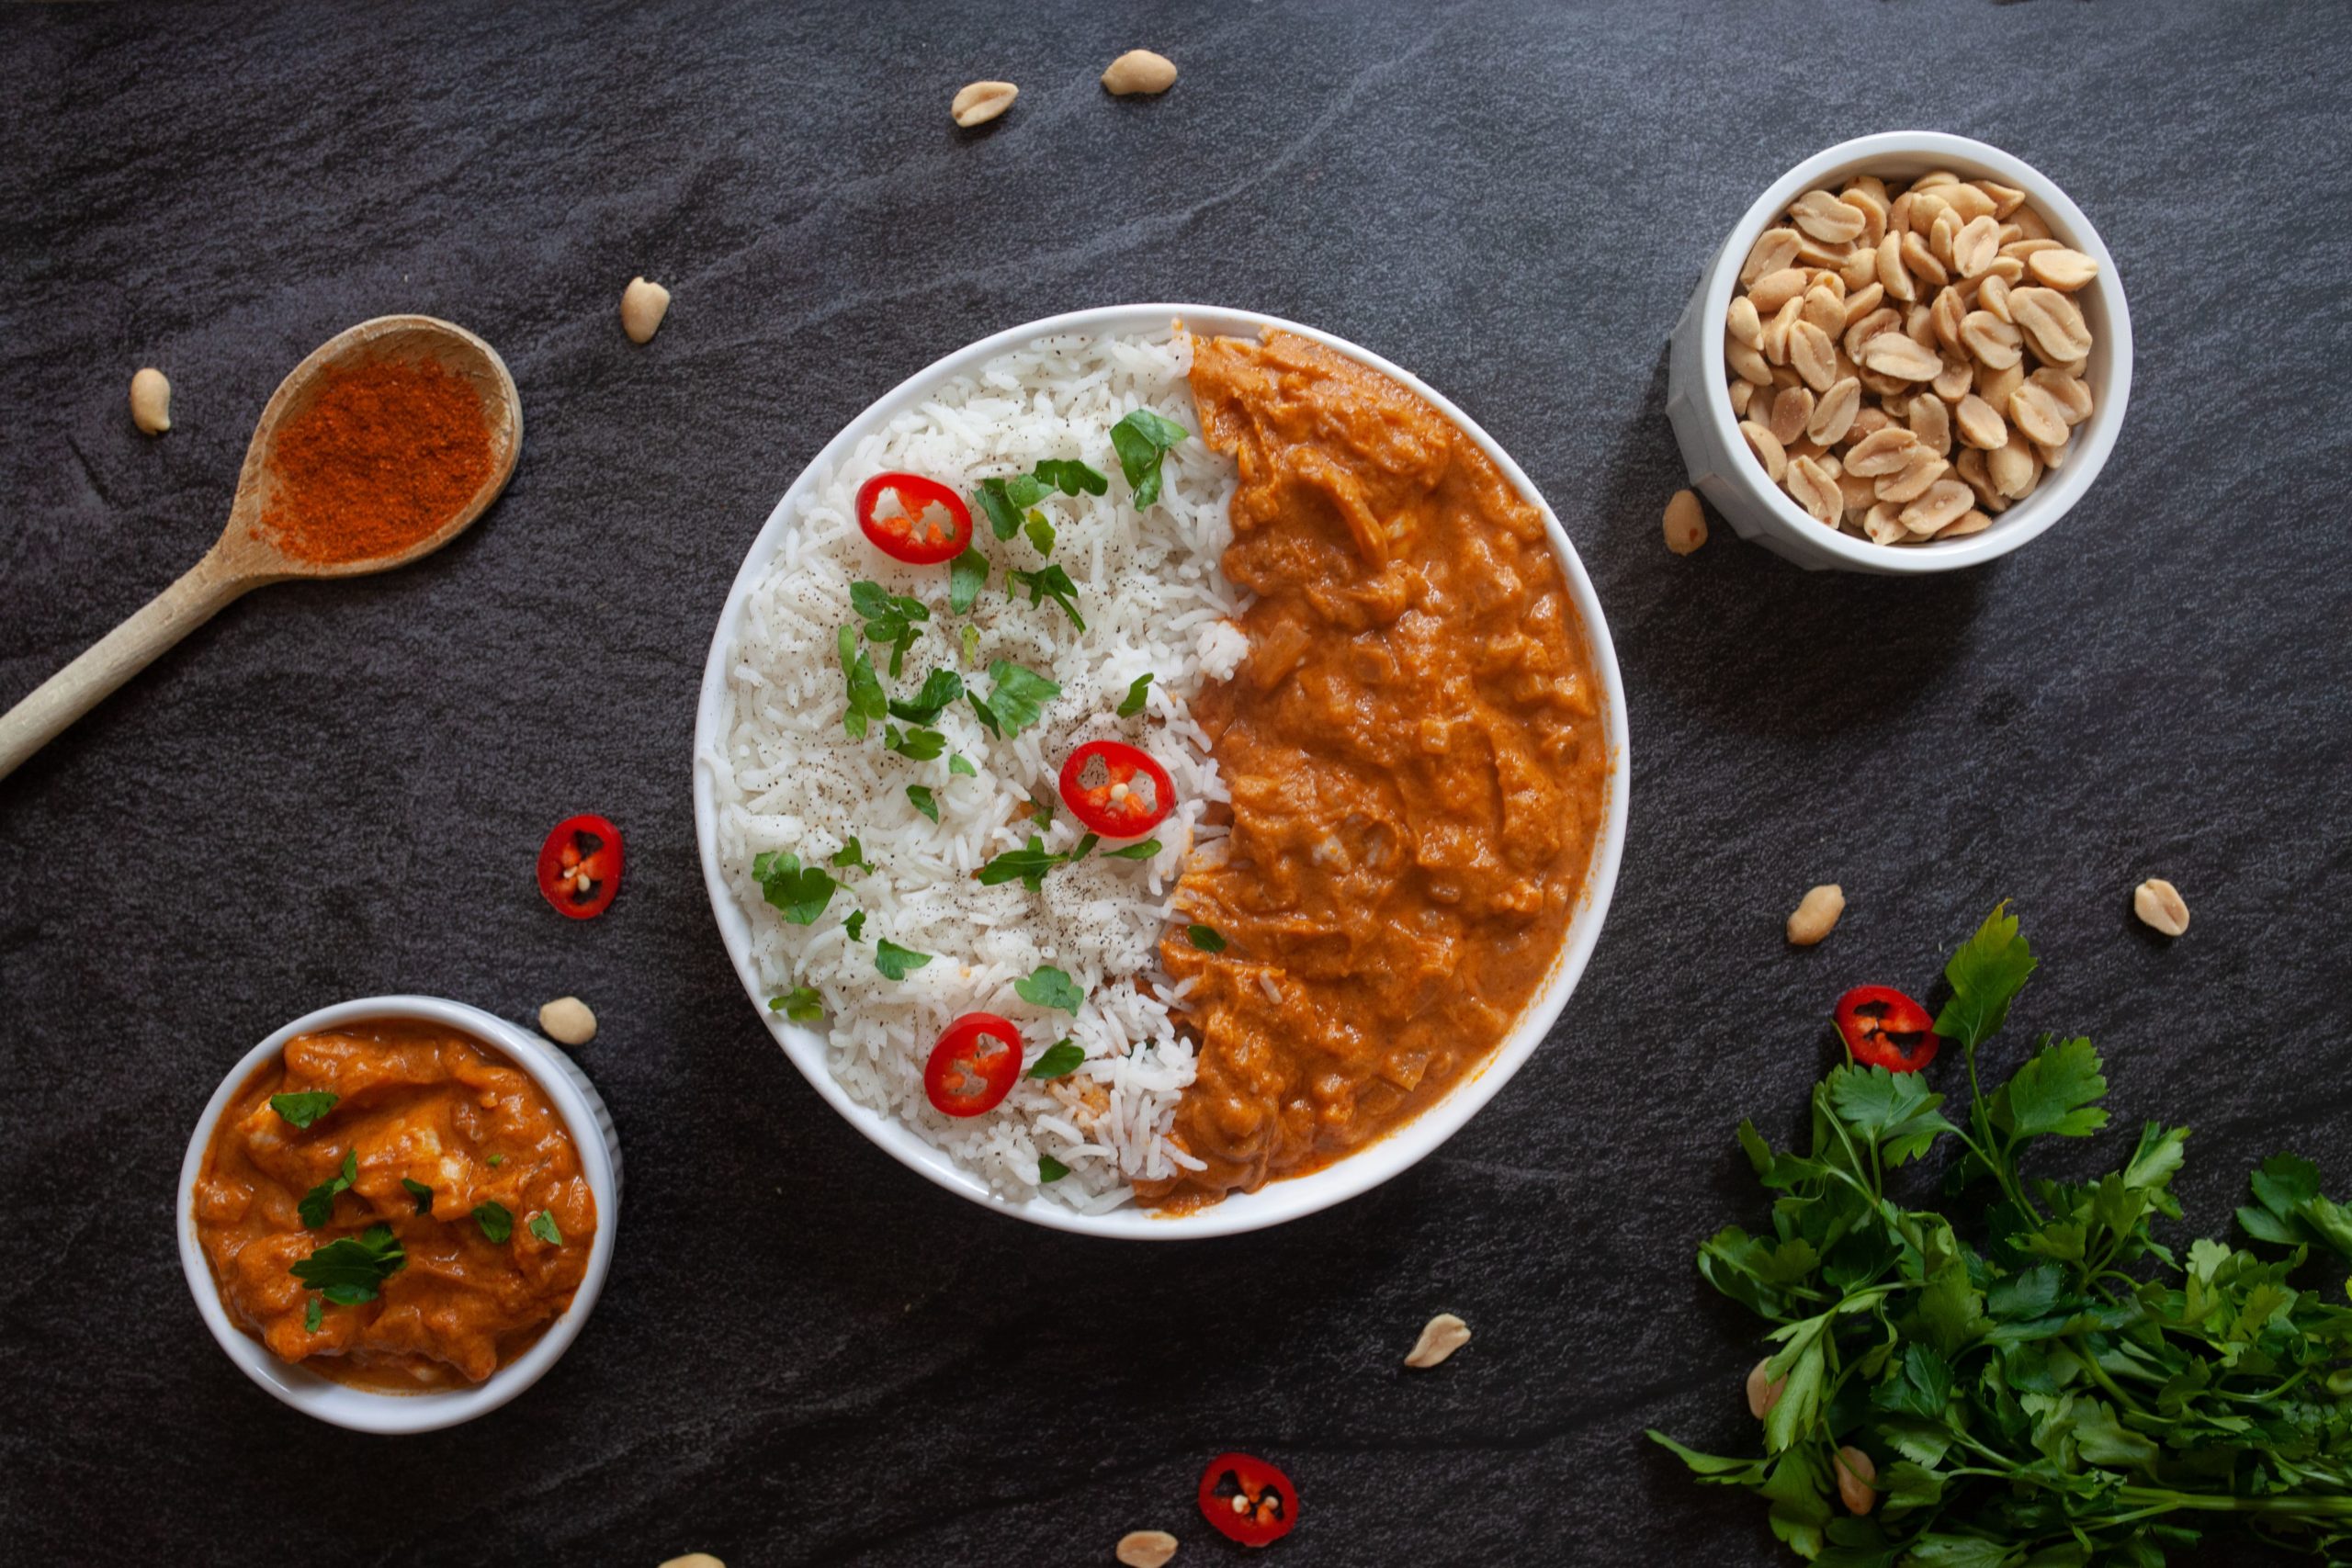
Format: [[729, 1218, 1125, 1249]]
[[1148, 330, 1608, 1209], [193, 1021, 596, 1391]]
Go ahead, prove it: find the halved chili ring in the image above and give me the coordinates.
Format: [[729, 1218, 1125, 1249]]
[[1833, 985, 1942, 1073], [1199, 1451, 1298, 1548], [536, 814, 623, 919], [923, 1013, 1023, 1118], [1057, 739, 1175, 840], [856, 471, 973, 566]]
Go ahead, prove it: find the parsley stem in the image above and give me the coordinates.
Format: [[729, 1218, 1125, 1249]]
[[2068, 1336, 2153, 1417]]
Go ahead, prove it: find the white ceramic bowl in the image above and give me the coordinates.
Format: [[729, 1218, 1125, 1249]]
[[1666, 131, 2133, 573], [177, 997, 622, 1434], [692, 304, 1629, 1239]]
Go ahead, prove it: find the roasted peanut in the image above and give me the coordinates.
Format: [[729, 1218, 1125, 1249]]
[[620, 276, 672, 344], [130, 367, 172, 434], [1101, 50, 1178, 96], [1787, 884, 1845, 946], [951, 79, 1018, 127], [2133, 878, 2189, 937]]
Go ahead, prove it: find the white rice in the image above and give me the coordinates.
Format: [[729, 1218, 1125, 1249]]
[[707, 325, 1248, 1210]]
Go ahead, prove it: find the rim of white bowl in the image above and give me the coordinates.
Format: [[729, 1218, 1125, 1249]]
[[1702, 131, 2133, 571], [176, 996, 620, 1434], [691, 303, 1630, 1240]]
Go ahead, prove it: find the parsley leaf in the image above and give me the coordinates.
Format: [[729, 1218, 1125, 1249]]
[[960, 624, 981, 667], [472, 1201, 514, 1245], [1037, 1153, 1070, 1182], [948, 753, 977, 778], [844, 910, 866, 942], [298, 1147, 359, 1229], [528, 1210, 563, 1247], [1187, 923, 1227, 953], [984, 660, 1061, 737], [978, 835, 1065, 892], [967, 691, 1001, 737], [1103, 838, 1162, 860], [831, 839, 874, 874], [270, 1091, 339, 1130], [1008, 563, 1085, 631], [771, 987, 825, 1022], [837, 625, 888, 739], [486, 1154, 504, 1168], [949, 545, 989, 615], [1069, 832, 1100, 863], [976, 474, 1050, 540], [1023, 511, 1056, 557], [875, 940, 932, 981], [906, 784, 939, 822], [1014, 965, 1083, 1012], [290, 1224, 406, 1305], [1033, 458, 1109, 497], [1110, 408, 1189, 509], [1991, 1035, 2109, 1140], [1933, 900, 2037, 1052], [303, 1296, 322, 1332], [888, 669, 966, 726], [884, 724, 946, 761], [1117, 672, 1154, 717], [401, 1177, 434, 1214], [1025, 1039, 1085, 1078], [752, 850, 838, 925]]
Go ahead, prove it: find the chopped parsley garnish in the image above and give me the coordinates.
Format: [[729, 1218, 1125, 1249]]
[[1015, 964, 1084, 1013], [960, 625, 981, 666], [888, 669, 966, 726], [1009, 563, 1085, 631], [837, 625, 888, 738], [401, 1177, 434, 1214], [472, 1201, 514, 1245], [290, 1224, 406, 1304], [527, 1210, 563, 1247], [303, 1295, 322, 1332], [948, 753, 977, 778], [1036, 1153, 1070, 1182], [849, 581, 930, 677], [1117, 672, 1154, 717], [771, 987, 825, 1021], [1069, 832, 1099, 862], [298, 1148, 359, 1229], [978, 835, 1068, 892], [976, 473, 1050, 540], [1188, 923, 1227, 953], [844, 910, 867, 941], [884, 723, 947, 761], [270, 1091, 339, 1130], [752, 850, 838, 925], [831, 838, 874, 874], [487, 1154, 504, 1168], [1025, 1039, 1085, 1078], [875, 940, 932, 980], [984, 660, 1062, 738], [1103, 838, 1163, 860], [1110, 408, 1189, 509], [907, 784, 939, 822], [950, 545, 989, 615], [1033, 458, 1109, 497], [1023, 512, 1057, 557]]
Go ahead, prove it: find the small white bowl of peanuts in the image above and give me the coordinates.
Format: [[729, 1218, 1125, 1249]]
[[1667, 131, 2132, 573]]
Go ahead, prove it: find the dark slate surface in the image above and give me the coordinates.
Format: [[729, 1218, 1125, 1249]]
[[3, 1, 2348, 1563]]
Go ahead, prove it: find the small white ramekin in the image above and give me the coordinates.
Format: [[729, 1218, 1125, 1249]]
[[177, 996, 622, 1434], [1666, 131, 2133, 574]]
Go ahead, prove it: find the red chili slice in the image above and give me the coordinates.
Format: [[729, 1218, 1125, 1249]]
[[1199, 1451, 1297, 1548], [856, 472, 972, 565], [1057, 739, 1175, 839], [1834, 985, 1942, 1073], [923, 1013, 1023, 1118], [536, 814, 623, 919]]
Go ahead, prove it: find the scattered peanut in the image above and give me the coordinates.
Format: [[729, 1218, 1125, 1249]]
[[1116, 1531, 1180, 1568], [1746, 1358, 1787, 1418], [1835, 1447, 1878, 1516], [1663, 489, 1709, 556], [130, 367, 172, 434], [1101, 50, 1178, 96], [1404, 1312, 1472, 1368], [2132, 877, 2189, 937], [1724, 171, 2097, 545], [661, 1556, 725, 1568], [952, 79, 1019, 128], [620, 276, 672, 344], [1786, 884, 1846, 947], [538, 996, 598, 1046]]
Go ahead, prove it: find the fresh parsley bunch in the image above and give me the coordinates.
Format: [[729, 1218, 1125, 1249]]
[[1652, 906, 2352, 1565]]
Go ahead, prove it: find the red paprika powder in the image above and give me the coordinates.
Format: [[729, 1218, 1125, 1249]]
[[258, 358, 495, 565]]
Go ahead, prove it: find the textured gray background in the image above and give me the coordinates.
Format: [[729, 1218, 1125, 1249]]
[[3, 1, 2348, 1563]]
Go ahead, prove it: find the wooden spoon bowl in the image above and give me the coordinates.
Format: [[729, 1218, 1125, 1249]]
[[0, 314, 521, 783]]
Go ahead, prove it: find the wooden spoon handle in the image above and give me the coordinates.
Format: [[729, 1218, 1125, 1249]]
[[0, 552, 255, 784]]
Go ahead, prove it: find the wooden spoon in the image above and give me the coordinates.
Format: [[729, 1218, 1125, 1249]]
[[0, 315, 521, 784]]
